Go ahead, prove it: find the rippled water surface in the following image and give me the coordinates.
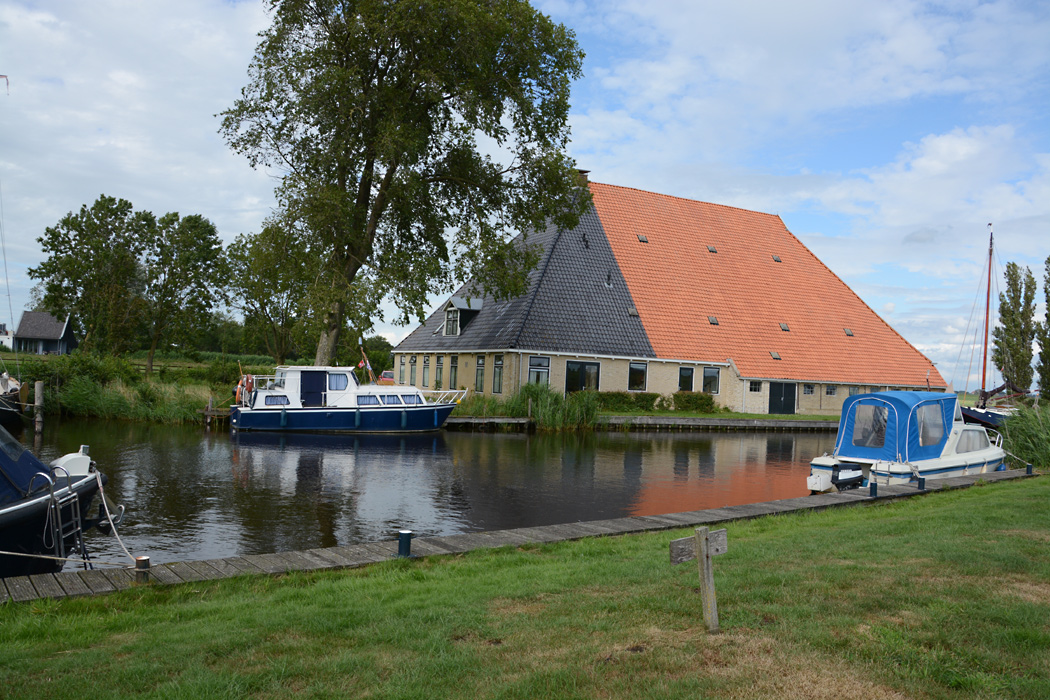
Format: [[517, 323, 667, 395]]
[[18, 419, 835, 566]]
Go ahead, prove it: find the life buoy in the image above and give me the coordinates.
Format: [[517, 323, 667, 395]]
[[245, 374, 255, 394], [235, 376, 244, 404]]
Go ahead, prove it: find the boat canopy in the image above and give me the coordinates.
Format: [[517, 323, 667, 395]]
[[833, 391, 958, 463], [0, 425, 50, 507]]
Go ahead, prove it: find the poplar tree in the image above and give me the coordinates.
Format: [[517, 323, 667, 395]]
[[1036, 255, 1050, 397], [991, 262, 1037, 391]]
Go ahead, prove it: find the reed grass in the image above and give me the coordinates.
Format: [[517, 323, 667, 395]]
[[1002, 404, 1050, 471]]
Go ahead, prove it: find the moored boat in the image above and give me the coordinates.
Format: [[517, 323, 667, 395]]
[[230, 365, 465, 433], [807, 391, 1007, 493], [0, 425, 117, 577]]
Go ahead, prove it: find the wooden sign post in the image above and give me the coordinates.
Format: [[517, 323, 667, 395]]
[[669, 527, 728, 633]]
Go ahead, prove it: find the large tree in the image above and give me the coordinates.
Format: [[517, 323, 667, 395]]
[[220, 0, 588, 365], [140, 212, 228, 375], [1036, 255, 1050, 397], [29, 195, 150, 353], [991, 262, 1037, 391]]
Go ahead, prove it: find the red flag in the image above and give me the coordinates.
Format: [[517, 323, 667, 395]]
[[357, 359, 365, 368]]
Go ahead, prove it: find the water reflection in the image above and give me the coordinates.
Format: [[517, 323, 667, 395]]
[[19, 419, 834, 566]]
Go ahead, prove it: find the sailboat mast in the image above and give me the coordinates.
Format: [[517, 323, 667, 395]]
[[981, 223, 993, 393]]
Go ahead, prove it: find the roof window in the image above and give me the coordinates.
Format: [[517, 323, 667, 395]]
[[772, 254, 782, 262], [707, 245, 717, 253], [779, 323, 790, 332], [637, 235, 648, 243], [628, 307, 639, 317], [708, 316, 719, 325], [844, 328, 854, 337], [770, 351, 781, 360]]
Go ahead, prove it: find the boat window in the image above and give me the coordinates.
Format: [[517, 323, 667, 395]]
[[272, 372, 286, 389], [0, 428, 26, 462], [381, 395, 402, 405], [357, 395, 380, 406], [916, 403, 945, 446], [956, 430, 990, 453], [851, 405, 887, 448], [328, 374, 349, 391], [401, 394, 423, 405], [264, 395, 290, 406]]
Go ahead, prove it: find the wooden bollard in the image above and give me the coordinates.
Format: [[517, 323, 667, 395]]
[[34, 381, 44, 434], [670, 527, 728, 633], [135, 556, 151, 584]]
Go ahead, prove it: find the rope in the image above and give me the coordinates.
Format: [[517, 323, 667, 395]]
[[95, 471, 136, 563]]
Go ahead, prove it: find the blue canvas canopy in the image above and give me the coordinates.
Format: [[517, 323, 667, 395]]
[[834, 391, 957, 463], [0, 426, 50, 507]]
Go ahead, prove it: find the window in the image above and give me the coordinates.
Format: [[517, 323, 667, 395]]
[[916, 403, 945, 446], [449, 355, 458, 389], [565, 361, 600, 392], [409, 356, 417, 386], [357, 395, 380, 406], [707, 245, 717, 253], [772, 254, 782, 262], [708, 316, 719, 325], [422, 356, 430, 387], [528, 356, 550, 385], [844, 328, 854, 337], [852, 405, 888, 447], [328, 374, 349, 391], [637, 234, 648, 243], [803, 384, 815, 395], [779, 323, 790, 332], [492, 355, 503, 394], [770, 351, 781, 360], [399, 356, 405, 384], [679, 367, 694, 392], [381, 395, 402, 405], [628, 362, 647, 391], [749, 381, 762, 393], [401, 394, 423, 405], [435, 356, 443, 389], [475, 355, 485, 392], [264, 395, 290, 406], [444, 308, 460, 336], [956, 430, 990, 454], [826, 385, 837, 396], [848, 386, 861, 396], [702, 367, 719, 394]]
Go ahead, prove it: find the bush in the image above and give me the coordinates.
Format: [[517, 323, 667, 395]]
[[596, 391, 659, 412], [672, 391, 717, 413]]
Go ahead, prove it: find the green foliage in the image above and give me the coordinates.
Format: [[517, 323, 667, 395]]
[[671, 391, 718, 413], [992, 262, 1037, 391], [1036, 255, 1050, 395], [1002, 404, 1050, 469], [595, 391, 660, 412], [19, 351, 139, 388], [220, 0, 588, 364]]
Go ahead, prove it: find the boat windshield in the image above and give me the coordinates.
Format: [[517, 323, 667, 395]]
[[0, 426, 26, 463], [273, 370, 286, 389]]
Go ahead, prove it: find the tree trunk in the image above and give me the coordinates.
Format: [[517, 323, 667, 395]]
[[314, 299, 345, 366], [146, 335, 159, 377]]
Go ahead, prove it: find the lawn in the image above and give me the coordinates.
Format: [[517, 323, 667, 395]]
[[1, 477, 1047, 699]]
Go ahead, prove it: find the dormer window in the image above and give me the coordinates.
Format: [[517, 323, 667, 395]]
[[445, 308, 460, 336]]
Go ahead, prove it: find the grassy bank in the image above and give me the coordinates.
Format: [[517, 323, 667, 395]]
[[1, 476, 1047, 699]]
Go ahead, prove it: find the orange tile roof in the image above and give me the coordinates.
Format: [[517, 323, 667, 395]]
[[590, 181, 946, 388]]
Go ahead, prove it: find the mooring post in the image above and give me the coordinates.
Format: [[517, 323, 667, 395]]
[[34, 381, 44, 434], [1027, 463, 1034, 475], [135, 556, 151, 584], [917, 477, 926, 490], [397, 530, 413, 558], [869, 482, 878, 497]]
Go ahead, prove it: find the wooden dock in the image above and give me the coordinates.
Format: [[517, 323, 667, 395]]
[[0, 468, 1035, 604]]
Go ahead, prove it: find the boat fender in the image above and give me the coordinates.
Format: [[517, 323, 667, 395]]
[[245, 374, 255, 394]]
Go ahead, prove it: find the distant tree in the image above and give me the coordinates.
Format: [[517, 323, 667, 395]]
[[220, 0, 587, 366], [363, 335, 393, 375], [228, 219, 313, 364], [991, 262, 1037, 391], [1036, 255, 1050, 397], [140, 213, 229, 375], [29, 195, 150, 353]]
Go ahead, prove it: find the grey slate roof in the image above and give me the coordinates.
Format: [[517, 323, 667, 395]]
[[15, 311, 68, 340], [395, 204, 655, 357]]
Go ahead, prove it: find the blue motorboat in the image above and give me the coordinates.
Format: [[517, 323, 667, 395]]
[[807, 391, 1007, 493], [230, 365, 465, 433]]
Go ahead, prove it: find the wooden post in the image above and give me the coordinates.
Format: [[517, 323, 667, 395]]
[[669, 527, 728, 634], [34, 381, 44, 434]]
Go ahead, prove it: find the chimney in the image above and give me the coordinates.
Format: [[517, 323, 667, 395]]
[[576, 169, 590, 187]]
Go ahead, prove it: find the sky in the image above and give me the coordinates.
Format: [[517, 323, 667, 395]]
[[1, 0, 1048, 391]]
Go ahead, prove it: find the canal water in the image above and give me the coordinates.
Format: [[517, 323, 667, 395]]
[[18, 419, 835, 566]]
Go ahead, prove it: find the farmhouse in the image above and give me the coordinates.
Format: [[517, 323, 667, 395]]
[[392, 177, 945, 415]]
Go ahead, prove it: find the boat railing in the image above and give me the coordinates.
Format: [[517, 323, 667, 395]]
[[987, 428, 1004, 447], [236, 375, 281, 407], [421, 389, 468, 405]]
